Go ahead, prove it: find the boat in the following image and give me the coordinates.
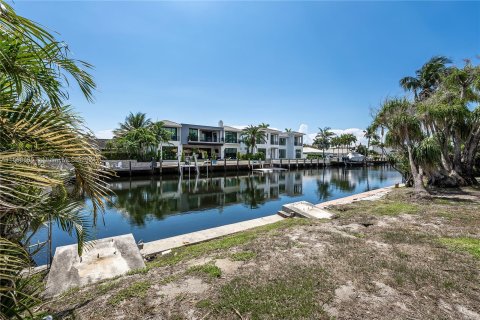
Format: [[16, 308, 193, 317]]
[[346, 152, 365, 162]]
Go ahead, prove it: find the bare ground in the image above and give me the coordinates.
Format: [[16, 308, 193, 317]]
[[40, 187, 480, 320]]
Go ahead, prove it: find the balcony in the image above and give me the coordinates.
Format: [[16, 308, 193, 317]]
[[270, 139, 279, 145], [188, 134, 224, 145]]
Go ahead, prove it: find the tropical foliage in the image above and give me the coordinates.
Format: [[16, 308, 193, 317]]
[[107, 112, 172, 160], [313, 127, 335, 160], [363, 126, 379, 158], [372, 56, 480, 192], [240, 125, 267, 154], [0, 2, 109, 318]]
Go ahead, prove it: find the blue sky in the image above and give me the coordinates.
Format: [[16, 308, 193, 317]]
[[14, 1, 480, 142]]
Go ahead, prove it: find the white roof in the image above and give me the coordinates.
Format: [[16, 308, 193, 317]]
[[303, 146, 323, 154], [161, 120, 182, 128], [223, 125, 242, 132], [228, 125, 295, 134]]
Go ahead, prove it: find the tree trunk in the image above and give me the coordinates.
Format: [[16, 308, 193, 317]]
[[406, 143, 428, 195]]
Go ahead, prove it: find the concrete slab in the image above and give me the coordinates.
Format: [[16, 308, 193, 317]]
[[315, 185, 403, 208], [141, 215, 284, 256], [283, 201, 333, 219], [44, 234, 145, 297]]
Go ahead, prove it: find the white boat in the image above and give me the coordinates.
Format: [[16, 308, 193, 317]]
[[346, 152, 365, 162]]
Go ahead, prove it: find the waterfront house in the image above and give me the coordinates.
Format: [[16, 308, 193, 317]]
[[159, 120, 305, 160]]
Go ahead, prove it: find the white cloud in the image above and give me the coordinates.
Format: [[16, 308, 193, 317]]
[[298, 124, 367, 145], [95, 129, 114, 139]]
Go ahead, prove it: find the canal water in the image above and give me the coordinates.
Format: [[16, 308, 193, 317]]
[[31, 166, 402, 265]]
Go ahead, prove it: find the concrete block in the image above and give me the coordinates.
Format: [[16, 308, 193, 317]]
[[283, 201, 333, 219], [44, 234, 145, 297]]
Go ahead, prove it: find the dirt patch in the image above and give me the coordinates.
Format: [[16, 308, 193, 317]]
[[156, 277, 209, 300]]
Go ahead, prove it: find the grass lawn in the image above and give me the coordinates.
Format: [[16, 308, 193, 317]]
[[39, 187, 480, 319]]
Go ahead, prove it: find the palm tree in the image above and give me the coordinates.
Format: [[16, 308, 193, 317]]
[[330, 136, 340, 160], [113, 112, 152, 137], [363, 126, 379, 158], [150, 121, 173, 159], [374, 98, 428, 194], [400, 56, 452, 101], [241, 125, 267, 154], [314, 127, 335, 163], [338, 134, 349, 156], [347, 133, 357, 151], [0, 4, 109, 317]]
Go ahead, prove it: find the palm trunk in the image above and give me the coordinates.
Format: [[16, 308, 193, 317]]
[[407, 144, 427, 194], [405, 132, 428, 195]]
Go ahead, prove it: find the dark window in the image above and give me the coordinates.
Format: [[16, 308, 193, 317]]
[[164, 127, 178, 141], [225, 131, 238, 143], [279, 138, 287, 146], [294, 136, 303, 146], [224, 148, 237, 159], [270, 134, 278, 145], [188, 128, 198, 141], [295, 149, 302, 159], [279, 149, 286, 158]]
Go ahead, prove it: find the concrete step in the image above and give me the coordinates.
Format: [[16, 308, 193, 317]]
[[277, 210, 294, 218], [282, 201, 333, 219]]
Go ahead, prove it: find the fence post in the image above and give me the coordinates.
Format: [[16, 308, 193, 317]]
[[237, 158, 239, 171], [288, 159, 290, 170], [224, 158, 227, 172], [129, 161, 132, 176]]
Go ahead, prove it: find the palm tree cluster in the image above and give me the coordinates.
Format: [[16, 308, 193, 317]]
[[108, 112, 172, 160], [0, 3, 110, 318], [314, 129, 358, 160], [372, 56, 480, 193]]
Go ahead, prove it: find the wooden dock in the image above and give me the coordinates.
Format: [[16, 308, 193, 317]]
[[103, 158, 389, 176]]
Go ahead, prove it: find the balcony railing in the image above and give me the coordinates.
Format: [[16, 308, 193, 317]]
[[188, 136, 224, 144]]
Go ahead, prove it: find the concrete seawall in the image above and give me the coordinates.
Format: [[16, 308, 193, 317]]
[[25, 184, 399, 274], [139, 184, 399, 256]]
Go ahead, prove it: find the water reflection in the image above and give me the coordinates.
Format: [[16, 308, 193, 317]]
[[30, 166, 401, 265], [108, 167, 395, 226], [108, 171, 304, 225]]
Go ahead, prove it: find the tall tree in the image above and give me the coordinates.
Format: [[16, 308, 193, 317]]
[[314, 127, 335, 161], [363, 126, 379, 158], [400, 56, 452, 101], [374, 98, 429, 194], [113, 112, 152, 138], [241, 125, 267, 154], [392, 56, 480, 187]]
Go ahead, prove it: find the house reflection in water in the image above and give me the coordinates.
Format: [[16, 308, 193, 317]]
[[108, 172, 303, 226]]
